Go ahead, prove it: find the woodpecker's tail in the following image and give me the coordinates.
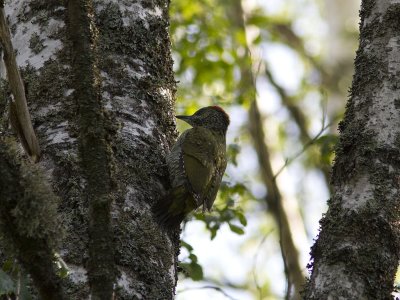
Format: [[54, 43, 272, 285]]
[[153, 186, 192, 229]]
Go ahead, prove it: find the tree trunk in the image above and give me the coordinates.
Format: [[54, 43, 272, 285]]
[[304, 1, 400, 298], [1, 0, 178, 299], [226, 0, 305, 297]]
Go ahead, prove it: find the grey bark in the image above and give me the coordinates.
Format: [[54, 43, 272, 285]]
[[1, 0, 178, 299], [304, 1, 400, 299]]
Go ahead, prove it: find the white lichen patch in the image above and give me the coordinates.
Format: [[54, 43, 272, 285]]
[[112, 95, 134, 112], [5, 3, 64, 69], [96, 0, 162, 28], [69, 265, 88, 284], [122, 119, 154, 136], [64, 89, 75, 97], [122, 5, 162, 28], [105, 100, 112, 110], [124, 64, 149, 79], [158, 87, 173, 102], [123, 186, 137, 211], [341, 175, 373, 212], [102, 91, 111, 100], [361, 37, 400, 144], [117, 272, 134, 294], [43, 121, 76, 146], [387, 36, 400, 75], [168, 263, 175, 282], [314, 264, 366, 298], [364, 1, 400, 26], [366, 84, 400, 144], [4, 0, 28, 24], [0, 59, 5, 79], [36, 102, 62, 117]]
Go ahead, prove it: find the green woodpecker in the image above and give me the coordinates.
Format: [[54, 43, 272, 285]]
[[154, 106, 230, 228]]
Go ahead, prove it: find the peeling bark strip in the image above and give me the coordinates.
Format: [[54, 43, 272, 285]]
[[304, 1, 400, 299], [0, 2, 40, 162], [0, 138, 63, 300], [67, 1, 115, 299]]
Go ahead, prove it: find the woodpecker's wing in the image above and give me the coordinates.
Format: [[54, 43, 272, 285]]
[[204, 155, 227, 211], [181, 128, 217, 203]]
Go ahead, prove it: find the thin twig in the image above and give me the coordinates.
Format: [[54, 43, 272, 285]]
[[273, 120, 333, 180], [265, 67, 333, 193], [177, 285, 240, 300]]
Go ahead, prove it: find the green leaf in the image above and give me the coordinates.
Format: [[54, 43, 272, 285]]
[[181, 240, 194, 252], [179, 262, 204, 281], [189, 262, 204, 281], [236, 211, 247, 226], [189, 253, 198, 263], [228, 223, 245, 235], [210, 227, 218, 240]]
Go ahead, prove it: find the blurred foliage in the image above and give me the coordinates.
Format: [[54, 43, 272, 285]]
[[171, 0, 246, 107], [194, 182, 248, 240], [179, 240, 204, 281], [315, 134, 339, 165], [171, 0, 359, 298]]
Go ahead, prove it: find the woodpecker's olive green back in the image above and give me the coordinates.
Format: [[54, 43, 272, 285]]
[[181, 127, 227, 210]]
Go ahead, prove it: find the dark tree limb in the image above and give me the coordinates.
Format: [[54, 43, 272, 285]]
[[249, 101, 305, 298], [0, 2, 41, 162]]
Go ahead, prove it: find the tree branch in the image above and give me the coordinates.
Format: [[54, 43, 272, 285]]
[[249, 100, 305, 298], [228, 0, 306, 297], [273, 120, 333, 180], [177, 285, 240, 300], [0, 3, 41, 162], [265, 68, 332, 187]]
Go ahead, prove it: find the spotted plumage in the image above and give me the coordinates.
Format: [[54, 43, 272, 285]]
[[153, 106, 230, 228]]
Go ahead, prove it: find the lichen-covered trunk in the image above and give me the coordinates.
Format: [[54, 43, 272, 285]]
[[2, 0, 178, 299], [304, 1, 400, 299]]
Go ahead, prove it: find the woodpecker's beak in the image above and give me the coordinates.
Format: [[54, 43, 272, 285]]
[[176, 115, 191, 123]]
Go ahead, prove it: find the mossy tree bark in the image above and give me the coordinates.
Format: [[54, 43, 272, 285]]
[[304, 1, 400, 298], [1, 0, 178, 299]]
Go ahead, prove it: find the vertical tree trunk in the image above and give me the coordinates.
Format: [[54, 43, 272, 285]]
[[227, 0, 305, 297], [1, 0, 178, 298], [304, 1, 400, 298]]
